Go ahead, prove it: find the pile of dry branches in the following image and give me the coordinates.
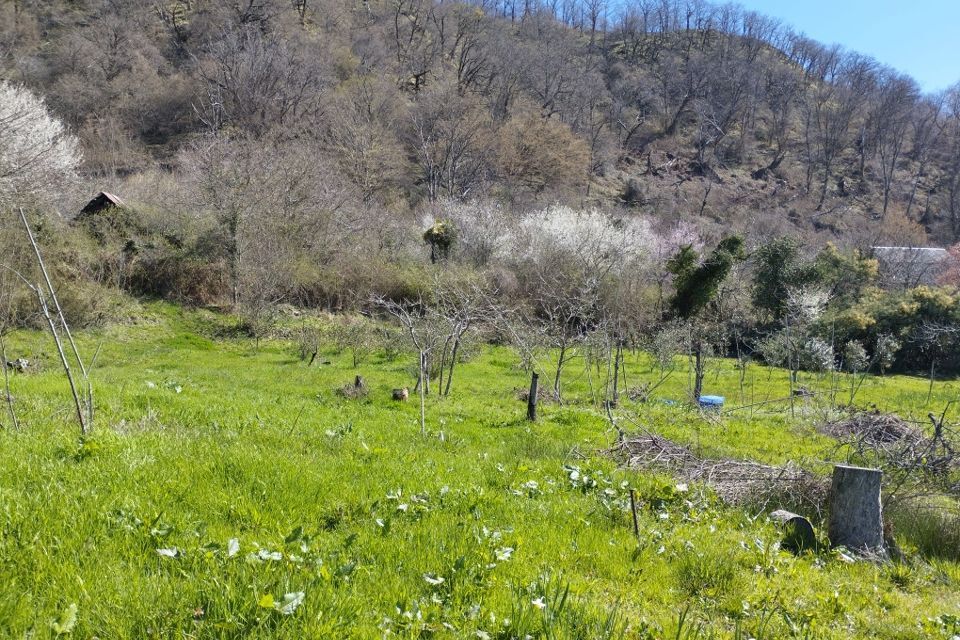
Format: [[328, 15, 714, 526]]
[[514, 385, 557, 404], [609, 430, 826, 510], [820, 410, 923, 450], [823, 409, 958, 504], [823, 410, 957, 474]]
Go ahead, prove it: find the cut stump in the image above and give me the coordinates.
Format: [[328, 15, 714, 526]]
[[828, 465, 885, 555]]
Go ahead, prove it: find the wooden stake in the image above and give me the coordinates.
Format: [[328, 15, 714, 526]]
[[19, 208, 93, 428], [35, 283, 86, 434], [527, 371, 539, 422], [629, 489, 640, 538]]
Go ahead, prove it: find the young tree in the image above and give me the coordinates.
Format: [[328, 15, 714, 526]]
[[373, 294, 438, 435], [751, 236, 820, 325], [432, 274, 494, 397], [667, 236, 744, 400]]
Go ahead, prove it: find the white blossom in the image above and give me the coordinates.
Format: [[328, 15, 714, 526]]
[[0, 81, 81, 209]]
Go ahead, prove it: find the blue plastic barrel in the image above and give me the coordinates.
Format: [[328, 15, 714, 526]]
[[697, 395, 724, 409]]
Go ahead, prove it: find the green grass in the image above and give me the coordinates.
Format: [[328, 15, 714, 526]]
[[0, 304, 958, 638]]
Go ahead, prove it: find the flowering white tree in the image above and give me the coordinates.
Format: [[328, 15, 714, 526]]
[[0, 81, 81, 209], [515, 205, 658, 276]]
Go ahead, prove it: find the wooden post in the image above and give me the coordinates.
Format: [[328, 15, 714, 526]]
[[527, 371, 539, 422], [611, 342, 622, 408], [629, 489, 640, 538], [828, 465, 885, 555]]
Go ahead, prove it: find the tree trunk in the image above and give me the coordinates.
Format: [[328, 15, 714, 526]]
[[554, 343, 566, 401], [228, 216, 241, 305], [611, 342, 622, 407], [444, 338, 460, 397], [0, 333, 18, 430], [828, 465, 885, 555], [423, 353, 430, 395], [527, 371, 539, 422], [693, 339, 704, 401], [418, 351, 427, 435], [437, 337, 450, 396]]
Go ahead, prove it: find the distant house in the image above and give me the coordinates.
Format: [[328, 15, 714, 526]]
[[79, 191, 125, 217], [871, 246, 948, 288]]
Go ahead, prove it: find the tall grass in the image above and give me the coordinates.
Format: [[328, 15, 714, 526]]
[[0, 304, 956, 638]]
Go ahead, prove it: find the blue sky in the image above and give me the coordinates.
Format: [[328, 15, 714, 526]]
[[731, 0, 959, 93]]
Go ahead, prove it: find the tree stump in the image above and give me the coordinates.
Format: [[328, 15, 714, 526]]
[[354, 375, 365, 389], [828, 465, 885, 555], [770, 509, 816, 553], [526, 371, 539, 422], [392, 387, 409, 402]]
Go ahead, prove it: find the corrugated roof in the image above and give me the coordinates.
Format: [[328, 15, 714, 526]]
[[99, 191, 125, 206]]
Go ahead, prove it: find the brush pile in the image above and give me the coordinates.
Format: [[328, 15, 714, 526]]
[[514, 385, 557, 404], [610, 431, 827, 509], [820, 410, 923, 449], [822, 410, 958, 483]]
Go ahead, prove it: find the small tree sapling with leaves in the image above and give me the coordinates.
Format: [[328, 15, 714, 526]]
[[756, 287, 833, 413]]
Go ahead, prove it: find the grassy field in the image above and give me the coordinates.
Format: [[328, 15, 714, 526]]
[[0, 304, 958, 639]]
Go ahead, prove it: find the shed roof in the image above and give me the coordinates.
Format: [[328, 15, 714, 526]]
[[79, 191, 126, 216]]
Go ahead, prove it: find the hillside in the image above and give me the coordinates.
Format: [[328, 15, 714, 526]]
[[0, 0, 956, 246]]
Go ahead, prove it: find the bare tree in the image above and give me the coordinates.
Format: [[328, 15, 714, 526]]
[[873, 71, 919, 217], [433, 275, 495, 397], [801, 53, 876, 209], [904, 93, 944, 219], [195, 27, 327, 135], [182, 133, 355, 308], [409, 83, 492, 200], [373, 294, 437, 435]]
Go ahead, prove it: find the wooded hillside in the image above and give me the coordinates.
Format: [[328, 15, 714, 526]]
[[2, 0, 958, 245]]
